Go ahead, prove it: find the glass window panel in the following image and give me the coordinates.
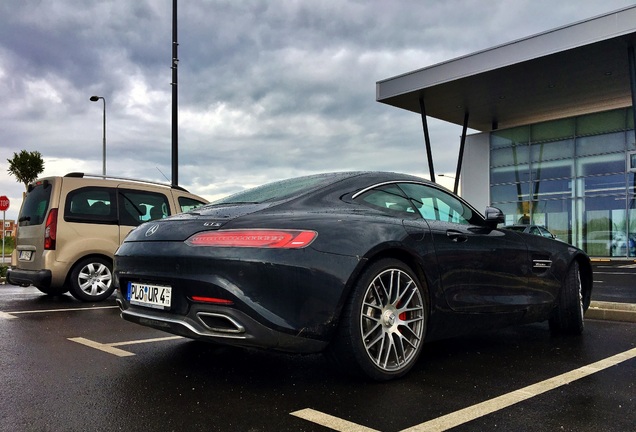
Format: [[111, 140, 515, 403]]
[[583, 174, 627, 196], [491, 145, 529, 167], [494, 202, 527, 226], [491, 165, 530, 184], [575, 131, 625, 156], [530, 139, 574, 162], [530, 179, 571, 199], [629, 173, 636, 194], [629, 195, 636, 257], [491, 183, 530, 203], [577, 109, 626, 136], [531, 118, 575, 142], [583, 198, 628, 257], [576, 153, 625, 177], [491, 126, 529, 149], [531, 159, 573, 180], [532, 199, 571, 243], [628, 107, 634, 131]]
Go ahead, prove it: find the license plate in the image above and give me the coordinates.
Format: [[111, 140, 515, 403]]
[[18, 250, 32, 261], [128, 282, 172, 309]]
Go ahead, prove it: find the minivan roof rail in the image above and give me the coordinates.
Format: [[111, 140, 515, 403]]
[[64, 172, 189, 192]]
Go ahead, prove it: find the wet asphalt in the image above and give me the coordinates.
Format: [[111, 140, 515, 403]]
[[0, 261, 634, 431]]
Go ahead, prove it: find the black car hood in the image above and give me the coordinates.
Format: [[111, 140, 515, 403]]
[[124, 203, 272, 242]]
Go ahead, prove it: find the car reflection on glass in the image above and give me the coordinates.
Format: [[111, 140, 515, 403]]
[[503, 224, 559, 240]]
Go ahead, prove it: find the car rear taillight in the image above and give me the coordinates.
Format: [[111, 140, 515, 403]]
[[44, 208, 58, 250], [191, 296, 234, 305], [185, 229, 317, 249]]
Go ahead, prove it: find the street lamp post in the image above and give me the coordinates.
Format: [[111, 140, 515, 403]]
[[90, 95, 106, 175]]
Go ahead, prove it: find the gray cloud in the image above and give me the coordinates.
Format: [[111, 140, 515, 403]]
[[2, 0, 635, 221]]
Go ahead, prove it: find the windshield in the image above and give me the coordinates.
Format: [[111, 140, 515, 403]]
[[212, 172, 354, 205]]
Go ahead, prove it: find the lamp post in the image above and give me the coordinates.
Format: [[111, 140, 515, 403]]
[[90, 95, 106, 175]]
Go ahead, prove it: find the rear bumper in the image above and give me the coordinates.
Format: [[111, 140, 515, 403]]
[[116, 292, 328, 353], [6, 268, 52, 289]]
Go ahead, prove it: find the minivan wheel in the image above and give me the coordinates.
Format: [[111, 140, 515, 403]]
[[68, 257, 114, 302]]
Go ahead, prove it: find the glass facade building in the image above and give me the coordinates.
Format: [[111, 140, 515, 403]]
[[490, 107, 636, 257]]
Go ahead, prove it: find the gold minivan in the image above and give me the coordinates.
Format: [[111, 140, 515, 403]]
[[7, 173, 207, 301]]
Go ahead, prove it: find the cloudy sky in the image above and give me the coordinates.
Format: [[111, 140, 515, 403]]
[[2, 0, 635, 221]]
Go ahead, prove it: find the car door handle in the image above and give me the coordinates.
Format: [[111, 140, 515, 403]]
[[446, 230, 468, 242]]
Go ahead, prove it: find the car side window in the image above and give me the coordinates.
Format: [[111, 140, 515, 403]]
[[398, 183, 476, 225], [538, 227, 553, 238], [353, 185, 420, 218], [64, 187, 117, 224], [178, 196, 206, 213], [118, 189, 171, 226]]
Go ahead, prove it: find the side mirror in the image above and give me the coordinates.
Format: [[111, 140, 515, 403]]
[[484, 206, 505, 227]]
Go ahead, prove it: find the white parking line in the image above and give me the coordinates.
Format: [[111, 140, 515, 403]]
[[68, 335, 183, 357], [0, 305, 118, 319], [292, 347, 636, 432]]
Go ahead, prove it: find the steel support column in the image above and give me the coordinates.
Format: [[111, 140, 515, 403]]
[[171, 0, 179, 187], [629, 46, 636, 146], [453, 111, 469, 194], [418, 96, 436, 183]]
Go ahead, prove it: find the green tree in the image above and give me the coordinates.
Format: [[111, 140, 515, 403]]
[[7, 150, 45, 189]]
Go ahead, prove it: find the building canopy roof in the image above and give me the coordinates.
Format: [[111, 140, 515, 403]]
[[376, 6, 636, 132]]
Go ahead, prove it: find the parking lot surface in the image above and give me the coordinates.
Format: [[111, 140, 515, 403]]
[[1, 283, 634, 432]]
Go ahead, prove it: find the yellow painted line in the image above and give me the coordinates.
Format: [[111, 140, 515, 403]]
[[0, 311, 17, 319], [68, 335, 183, 357], [400, 347, 636, 432], [68, 337, 135, 357], [291, 347, 636, 432], [109, 336, 182, 347], [291, 408, 381, 432]]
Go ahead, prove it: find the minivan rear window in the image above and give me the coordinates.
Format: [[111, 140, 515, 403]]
[[19, 181, 52, 226]]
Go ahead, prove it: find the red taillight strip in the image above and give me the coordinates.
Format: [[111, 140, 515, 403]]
[[44, 208, 58, 250], [185, 229, 317, 249], [191, 296, 234, 305]]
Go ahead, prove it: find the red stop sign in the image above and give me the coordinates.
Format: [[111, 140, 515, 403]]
[[0, 195, 9, 211]]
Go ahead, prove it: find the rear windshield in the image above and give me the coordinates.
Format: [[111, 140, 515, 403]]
[[212, 172, 354, 205], [19, 181, 52, 226]]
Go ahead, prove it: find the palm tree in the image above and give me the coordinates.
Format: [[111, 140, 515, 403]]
[[7, 150, 44, 189]]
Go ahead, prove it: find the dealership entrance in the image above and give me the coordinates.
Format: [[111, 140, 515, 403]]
[[376, 6, 636, 258]]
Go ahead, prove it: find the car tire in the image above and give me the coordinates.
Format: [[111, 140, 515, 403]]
[[549, 261, 584, 335], [329, 258, 428, 381], [68, 257, 114, 302]]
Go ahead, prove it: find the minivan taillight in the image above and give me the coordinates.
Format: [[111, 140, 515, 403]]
[[44, 208, 58, 250]]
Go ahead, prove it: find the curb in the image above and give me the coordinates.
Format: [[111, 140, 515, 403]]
[[586, 301, 636, 323]]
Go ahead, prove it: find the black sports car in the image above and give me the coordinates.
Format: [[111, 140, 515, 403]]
[[114, 171, 592, 380]]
